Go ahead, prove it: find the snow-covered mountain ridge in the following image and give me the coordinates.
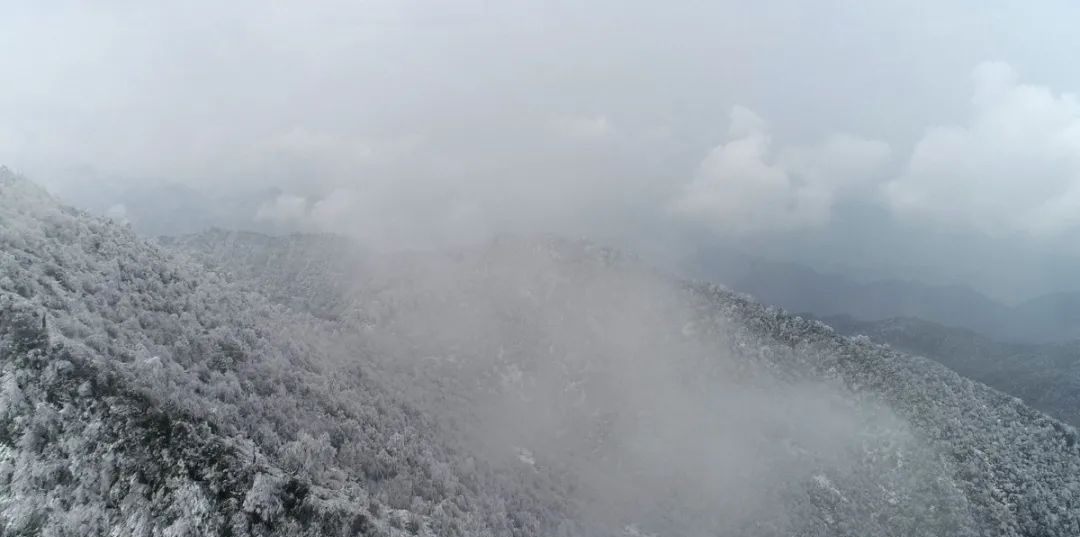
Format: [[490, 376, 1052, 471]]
[[3, 168, 1080, 536]]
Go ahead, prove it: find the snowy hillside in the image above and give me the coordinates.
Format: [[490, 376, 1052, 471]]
[[0, 170, 582, 536], [813, 314, 1080, 427], [3, 168, 1080, 536], [179, 229, 1080, 537]]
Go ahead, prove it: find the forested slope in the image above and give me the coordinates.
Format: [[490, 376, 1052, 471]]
[[817, 314, 1080, 427], [0, 170, 581, 536], [3, 167, 1080, 536], [181, 229, 1080, 537]]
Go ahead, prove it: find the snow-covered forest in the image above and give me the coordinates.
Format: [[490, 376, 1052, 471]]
[[12, 1, 1080, 534], [4, 168, 1080, 536]]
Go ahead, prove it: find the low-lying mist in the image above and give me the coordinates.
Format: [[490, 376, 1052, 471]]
[[312, 238, 969, 535]]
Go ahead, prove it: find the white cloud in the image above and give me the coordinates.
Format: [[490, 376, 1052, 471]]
[[255, 194, 309, 225], [781, 133, 893, 193], [727, 105, 768, 140], [885, 61, 1080, 237], [671, 107, 890, 235], [296, 186, 489, 252], [549, 115, 614, 141]]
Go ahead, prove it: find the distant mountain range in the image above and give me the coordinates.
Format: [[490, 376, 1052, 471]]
[[817, 314, 1080, 427], [694, 252, 1080, 343]]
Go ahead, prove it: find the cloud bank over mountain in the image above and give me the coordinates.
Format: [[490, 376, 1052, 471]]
[[7, 2, 1080, 296], [887, 62, 1080, 237], [672, 106, 891, 234]]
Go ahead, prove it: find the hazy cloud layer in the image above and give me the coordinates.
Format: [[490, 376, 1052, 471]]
[[7, 1, 1080, 294]]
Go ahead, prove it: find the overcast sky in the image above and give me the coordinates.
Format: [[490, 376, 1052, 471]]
[[5, 1, 1080, 300]]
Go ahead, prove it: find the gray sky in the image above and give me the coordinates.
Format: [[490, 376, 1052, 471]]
[[5, 0, 1080, 300]]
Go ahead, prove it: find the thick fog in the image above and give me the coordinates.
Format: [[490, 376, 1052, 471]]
[[7, 2, 1080, 300], [307, 240, 962, 534]]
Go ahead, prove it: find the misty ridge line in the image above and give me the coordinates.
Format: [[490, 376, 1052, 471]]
[[158, 218, 1080, 346], [694, 253, 1080, 344]]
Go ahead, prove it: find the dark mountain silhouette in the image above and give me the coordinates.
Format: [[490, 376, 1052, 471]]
[[694, 251, 1080, 343]]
